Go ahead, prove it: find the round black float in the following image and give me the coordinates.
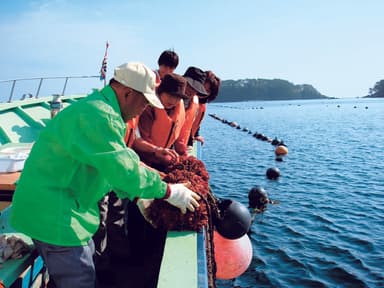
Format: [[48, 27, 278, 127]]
[[215, 199, 252, 239], [248, 186, 269, 210], [266, 167, 280, 180], [271, 138, 281, 146]]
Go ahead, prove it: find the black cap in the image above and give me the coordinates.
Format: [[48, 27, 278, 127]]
[[183, 67, 208, 96]]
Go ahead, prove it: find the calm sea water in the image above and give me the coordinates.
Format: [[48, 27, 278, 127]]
[[200, 98, 384, 288]]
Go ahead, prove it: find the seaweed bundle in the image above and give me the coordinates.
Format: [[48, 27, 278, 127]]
[[147, 156, 211, 231]]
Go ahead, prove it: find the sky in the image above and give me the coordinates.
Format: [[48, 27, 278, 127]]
[[0, 0, 383, 98]]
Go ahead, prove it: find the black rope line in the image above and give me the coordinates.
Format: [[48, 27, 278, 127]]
[[208, 113, 287, 147]]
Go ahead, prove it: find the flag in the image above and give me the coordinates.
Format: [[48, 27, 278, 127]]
[[100, 42, 109, 81]]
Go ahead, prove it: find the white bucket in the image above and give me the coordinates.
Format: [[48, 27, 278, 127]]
[[0, 144, 33, 173]]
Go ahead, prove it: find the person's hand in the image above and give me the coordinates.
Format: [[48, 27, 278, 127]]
[[166, 183, 201, 214], [136, 199, 156, 227], [194, 135, 205, 146], [158, 171, 166, 179], [154, 147, 179, 164]]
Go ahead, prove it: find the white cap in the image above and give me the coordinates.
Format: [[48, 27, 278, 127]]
[[114, 62, 164, 109]]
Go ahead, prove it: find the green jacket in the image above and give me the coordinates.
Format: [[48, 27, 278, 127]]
[[10, 86, 167, 246]]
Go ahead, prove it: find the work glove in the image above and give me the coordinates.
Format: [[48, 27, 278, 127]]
[[136, 198, 155, 227], [166, 183, 201, 214]]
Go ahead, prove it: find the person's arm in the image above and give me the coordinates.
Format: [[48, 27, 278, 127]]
[[174, 98, 199, 155], [70, 103, 199, 214], [135, 107, 179, 162], [133, 137, 179, 163], [191, 126, 204, 145], [71, 109, 166, 200], [190, 104, 206, 145], [137, 106, 154, 141]]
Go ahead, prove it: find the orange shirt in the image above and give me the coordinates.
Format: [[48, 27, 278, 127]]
[[174, 95, 199, 155], [124, 116, 138, 148], [191, 103, 207, 138], [138, 100, 185, 148]]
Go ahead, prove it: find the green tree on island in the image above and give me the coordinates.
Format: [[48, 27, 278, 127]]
[[217, 78, 329, 102], [368, 80, 384, 98]]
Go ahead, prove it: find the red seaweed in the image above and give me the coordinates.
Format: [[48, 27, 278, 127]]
[[147, 156, 210, 231]]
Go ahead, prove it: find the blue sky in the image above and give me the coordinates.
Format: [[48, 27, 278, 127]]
[[0, 0, 383, 98]]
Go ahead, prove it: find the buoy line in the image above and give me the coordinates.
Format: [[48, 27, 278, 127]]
[[211, 104, 265, 110], [208, 113, 289, 224], [208, 113, 287, 147]]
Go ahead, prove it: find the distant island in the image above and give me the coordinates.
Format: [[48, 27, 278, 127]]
[[216, 78, 330, 102], [365, 79, 384, 98]]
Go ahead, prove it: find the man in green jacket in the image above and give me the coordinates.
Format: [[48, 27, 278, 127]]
[[10, 62, 200, 288]]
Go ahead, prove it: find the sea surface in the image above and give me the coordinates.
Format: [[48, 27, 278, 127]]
[[199, 98, 384, 288]]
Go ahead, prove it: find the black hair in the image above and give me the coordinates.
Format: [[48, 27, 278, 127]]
[[158, 50, 179, 69]]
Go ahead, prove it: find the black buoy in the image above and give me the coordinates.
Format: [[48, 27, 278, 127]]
[[248, 186, 269, 211], [266, 167, 280, 180], [215, 199, 252, 239], [271, 138, 281, 146]]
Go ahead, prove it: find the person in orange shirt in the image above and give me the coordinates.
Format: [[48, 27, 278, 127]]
[[174, 67, 208, 156], [133, 73, 188, 167], [153, 50, 179, 86], [190, 70, 221, 146], [124, 117, 138, 147]]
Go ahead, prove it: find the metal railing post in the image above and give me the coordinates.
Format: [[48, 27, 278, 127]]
[[61, 77, 69, 96], [35, 78, 44, 98], [8, 80, 16, 102]]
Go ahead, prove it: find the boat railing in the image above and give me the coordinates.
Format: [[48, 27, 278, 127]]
[[0, 75, 100, 103]]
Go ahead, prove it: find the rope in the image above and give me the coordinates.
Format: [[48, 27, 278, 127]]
[[208, 113, 287, 147], [203, 188, 221, 288]]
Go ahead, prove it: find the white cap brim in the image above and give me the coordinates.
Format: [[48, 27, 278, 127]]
[[143, 92, 164, 109]]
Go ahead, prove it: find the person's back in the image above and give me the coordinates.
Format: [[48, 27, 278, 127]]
[[11, 87, 131, 245]]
